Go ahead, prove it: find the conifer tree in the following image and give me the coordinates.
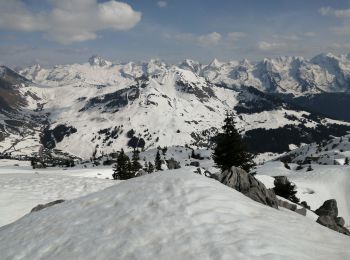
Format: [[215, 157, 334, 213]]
[[131, 149, 142, 174], [113, 149, 133, 180], [213, 112, 255, 172], [155, 150, 162, 171], [345, 157, 349, 165], [147, 162, 154, 173]]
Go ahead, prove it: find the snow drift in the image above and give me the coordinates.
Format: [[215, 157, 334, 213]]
[[0, 171, 349, 260]]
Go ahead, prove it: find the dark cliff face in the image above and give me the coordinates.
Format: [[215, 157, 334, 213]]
[[0, 66, 31, 111]]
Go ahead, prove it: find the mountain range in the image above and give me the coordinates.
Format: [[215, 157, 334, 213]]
[[0, 53, 350, 159]]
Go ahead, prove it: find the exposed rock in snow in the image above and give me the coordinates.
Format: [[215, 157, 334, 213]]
[[220, 166, 278, 208], [0, 171, 349, 260], [315, 199, 338, 217], [88, 55, 112, 67], [31, 199, 65, 212]]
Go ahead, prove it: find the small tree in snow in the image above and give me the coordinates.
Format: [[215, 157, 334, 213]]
[[147, 162, 154, 173], [212, 112, 255, 173], [113, 149, 133, 180], [155, 150, 162, 171]]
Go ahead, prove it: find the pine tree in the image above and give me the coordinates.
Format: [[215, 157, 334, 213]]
[[274, 179, 299, 203], [213, 112, 255, 172], [147, 162, 154, 173], [345, 157, 349, 165], [113, 149, 133, 180], [155, 150, 162, 171], [131, 149, 142, 174]]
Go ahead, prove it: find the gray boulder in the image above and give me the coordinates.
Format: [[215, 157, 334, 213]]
[[31, 200, 65, 212], [190, 161, 200, 167], [317, 216, 350, 236], [278, 199, 297, 211], [315, 199, 338, 217], [220, 167, 278, 209], [335, 217, 345, 227], [295, 207, 307, 216], [277, 199, 307, 216], [166, 158, 181, 170]]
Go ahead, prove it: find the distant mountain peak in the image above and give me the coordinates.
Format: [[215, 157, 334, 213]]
[[88, 55, 111, 67], [208, 58, 222, 68]]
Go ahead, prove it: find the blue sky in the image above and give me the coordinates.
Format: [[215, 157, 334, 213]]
[[0, 0, 350, 67]]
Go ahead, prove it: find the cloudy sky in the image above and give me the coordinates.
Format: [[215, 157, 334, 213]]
[[0, 0, 350, 67]]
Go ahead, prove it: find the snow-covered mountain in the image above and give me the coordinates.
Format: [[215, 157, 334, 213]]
[[279, 134, 350, 165], [1, 53, 350, 159]]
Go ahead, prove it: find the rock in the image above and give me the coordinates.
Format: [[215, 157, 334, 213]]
[[295, 207, 307, 216], [317, 216, 350, 236], [335, 217, 345, 227], [315, 199, 338, 217], [220, 167, 278, 209], [31, 200, 65, 212], [166, 158, 181, 170], [278, 199, 297, 211], [277, 199, 307, 216], [190, 161, 200, 167]]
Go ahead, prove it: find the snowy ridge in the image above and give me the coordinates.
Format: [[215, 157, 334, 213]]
[[20, 52, 350, 95], [279, 134, 350, 165], [257, 161, 350, 227], [0, 171, 349, 260]]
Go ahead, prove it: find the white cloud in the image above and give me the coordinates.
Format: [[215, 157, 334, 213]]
[[157, 1, 167, 8], [319, 7, 350, 35], [166, 31, 222, 47], [256, 41, 288, 51], [0, 0, 141, 44], [304, 32, 316, 37], [227, 32, 246, 42], [319, 7, 350, 18], [197, 32, 222, 47]]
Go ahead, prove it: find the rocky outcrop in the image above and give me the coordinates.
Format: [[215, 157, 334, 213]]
[[315, 199, 338, 217], [277, 199, 307, 216], [220, 167, 278, 209], [31, 200, 65, 212], [315, 199, 350, 236]]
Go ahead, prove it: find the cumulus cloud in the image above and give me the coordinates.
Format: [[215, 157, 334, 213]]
[[0, 0, 141, 44], [157, 1, 167, 8]]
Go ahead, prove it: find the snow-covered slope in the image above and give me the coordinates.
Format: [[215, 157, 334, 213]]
[[279, 134, 350, 165], [0, 171, 349, 260], [257, 161, 350, 227], [0, 159, 115, 226]]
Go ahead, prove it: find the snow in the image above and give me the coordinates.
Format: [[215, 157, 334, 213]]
[[0, 171, 349, 260], [280, 134, 350, 165], [257, 161, 350, 227], [0, 160, 115, 226]]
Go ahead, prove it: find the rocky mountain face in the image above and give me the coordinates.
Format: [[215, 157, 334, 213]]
[[0, 66, 46, 156], [279, 134, 350, 165], [0, 53, 350, 159]]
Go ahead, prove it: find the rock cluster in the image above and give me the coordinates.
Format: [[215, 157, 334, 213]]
[[315, 199, 350, 236], [220, 167, 278, 209]]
